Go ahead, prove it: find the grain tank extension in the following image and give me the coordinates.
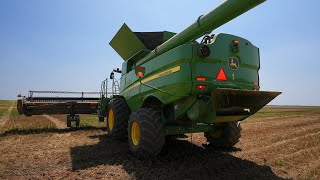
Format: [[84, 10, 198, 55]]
[[99, 0, 281, 159]]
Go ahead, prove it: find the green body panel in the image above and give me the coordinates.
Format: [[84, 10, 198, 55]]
[[102, 0, 281, 135], [120, 33, 259, 104], [97, 98, 110, 117], [119, 33, 280, 126], [120, 44, 194, 111], [191, 33, 260, 94]]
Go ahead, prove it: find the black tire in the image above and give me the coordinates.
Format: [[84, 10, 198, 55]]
[[67, 115, 71, 128], [17, 99, 23, 115], [97, 107, 105, 122], [106, 98, 130, 140], [205, 121, 241, 148], [98, 116, 105, 122], [128, 108, 165, 159], [75, 115, 80, 127]]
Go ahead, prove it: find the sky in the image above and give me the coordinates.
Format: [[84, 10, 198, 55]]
[[0, 0, 320, 105]]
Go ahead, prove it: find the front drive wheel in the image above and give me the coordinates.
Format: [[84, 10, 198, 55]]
[[106, 98, 130, 140], [128, 108, 165, 159], [205, 121, 241, 148]]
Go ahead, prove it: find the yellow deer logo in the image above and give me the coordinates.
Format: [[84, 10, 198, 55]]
[[229, 57, 239, 70]]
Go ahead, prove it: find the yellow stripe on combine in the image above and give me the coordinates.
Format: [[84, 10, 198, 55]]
[[121, 66, 181, 93]]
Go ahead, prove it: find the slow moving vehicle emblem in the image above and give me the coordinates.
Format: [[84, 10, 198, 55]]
[[229, 57, 239, 70]]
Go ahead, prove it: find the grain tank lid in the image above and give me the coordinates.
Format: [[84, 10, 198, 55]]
[[134, 31, 176, 50], [109, 23, 176, 61]]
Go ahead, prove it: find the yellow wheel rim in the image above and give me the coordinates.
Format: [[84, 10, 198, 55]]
[[131, 121, 140, 145], [108, 109, 114, 131]]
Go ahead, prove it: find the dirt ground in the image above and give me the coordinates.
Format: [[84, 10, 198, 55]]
[[0, 101, 320, 180]]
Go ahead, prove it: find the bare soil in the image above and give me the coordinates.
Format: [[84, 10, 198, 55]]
[[43, 115, 66, 129], [0, 102, 320, 180]]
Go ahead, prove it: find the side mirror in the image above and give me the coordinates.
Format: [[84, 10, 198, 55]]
[[113, 68, 122, 73], [17, 94, 22, 98], [110, 72, 114, 79]]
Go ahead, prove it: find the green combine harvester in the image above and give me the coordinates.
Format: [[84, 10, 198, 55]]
[[98, 0, 281, 159]]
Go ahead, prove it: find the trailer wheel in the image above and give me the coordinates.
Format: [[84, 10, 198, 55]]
[[97, 109, 105, 122], [106, 98, 130, 140], [75, 115, 80, 127], [25, 113, 32, 117], [205, 121, 241, 148], [128, 108, 165, 159], [17, 99, 23, 115], [98, 116, 104, 122], [67, 115, 71, 128]]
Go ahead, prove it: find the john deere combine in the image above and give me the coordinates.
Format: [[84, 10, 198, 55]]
[[99, 0, 281, 159]]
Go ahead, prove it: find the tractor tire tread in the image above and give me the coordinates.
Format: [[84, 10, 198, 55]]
[[107, 98, 130, 141], [128, 108, 165, 159], [205, 122, 241, 149]]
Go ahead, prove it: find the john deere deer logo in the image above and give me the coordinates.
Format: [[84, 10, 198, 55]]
[[228, 57, 239, 70]]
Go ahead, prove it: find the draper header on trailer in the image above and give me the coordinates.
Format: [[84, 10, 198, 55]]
[[17, 91, 100, 127]]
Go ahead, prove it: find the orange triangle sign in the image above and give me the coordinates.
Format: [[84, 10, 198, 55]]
[[216, 68, 227, 81]]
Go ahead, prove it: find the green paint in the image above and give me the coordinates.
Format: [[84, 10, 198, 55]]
[[100, 0, 281, 136], [97, 98, 109, 117], [109, 24, 146, 61]]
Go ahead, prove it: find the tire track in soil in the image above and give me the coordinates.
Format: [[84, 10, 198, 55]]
[[286, 155, 320, 179], [276, 144, 320, 162], [0, 101, 15, 128], [244, 115, 320, 130], [240, 122, 320, 149], [240, 116, 320, 149], [43, 115, 66, 129], [242, 130, 320, 155], [274, 147, 320, 178]]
